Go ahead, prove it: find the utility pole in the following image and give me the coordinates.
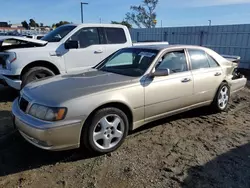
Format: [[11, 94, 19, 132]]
[[81, 2, 89, 23], [208, 20, 212, 26]]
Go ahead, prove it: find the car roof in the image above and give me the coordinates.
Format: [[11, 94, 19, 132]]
[[131, 44, 209, 51], [62, 23, 127, 28]]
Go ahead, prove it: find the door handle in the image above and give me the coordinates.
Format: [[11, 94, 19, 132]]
[[181, 78, 191, 83], [214, 72, 222, 76], [94, 49, 103, 54]]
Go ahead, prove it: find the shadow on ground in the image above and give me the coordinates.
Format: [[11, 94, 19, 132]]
[[0, 86, 19, 102], [183, 143, 250, 188], [0, 131, 98, 177], [0, 106, 218, 177]]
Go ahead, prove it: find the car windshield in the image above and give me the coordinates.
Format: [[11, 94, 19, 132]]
[[97, 48, 159, 77], [41, 25, 77, 42]]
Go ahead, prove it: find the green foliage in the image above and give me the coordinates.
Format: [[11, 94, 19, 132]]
[[21, 20, 29, 29], [29, 19, 38, 27], [125, 0, 159, 28], [111, 21, 132, 28], [52, 21, 71, 28]]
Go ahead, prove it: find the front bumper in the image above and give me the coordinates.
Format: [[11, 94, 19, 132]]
[[12, 98, 84, 151]]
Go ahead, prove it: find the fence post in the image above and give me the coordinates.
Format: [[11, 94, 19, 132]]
[[200, 31, 204, 46], [137, 32, 139, 42], [164, 32, 168, 41]]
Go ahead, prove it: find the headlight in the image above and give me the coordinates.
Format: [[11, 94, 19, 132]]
[[4, 52, 16, 63], [28, 104, 67, 121]]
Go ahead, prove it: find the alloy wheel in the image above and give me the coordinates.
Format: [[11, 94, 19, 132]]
[[92, 114, 125, 150], [218, 86, 229, 110]]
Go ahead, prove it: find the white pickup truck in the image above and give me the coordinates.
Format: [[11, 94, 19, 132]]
[[0, 24, 168, 90]]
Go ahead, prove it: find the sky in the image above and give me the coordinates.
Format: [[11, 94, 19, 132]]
[[2, 0, 250, 27]]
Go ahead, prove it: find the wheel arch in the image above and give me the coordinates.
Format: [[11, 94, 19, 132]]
[[83, 102, 134, 132], [20, 60, 61, 79]]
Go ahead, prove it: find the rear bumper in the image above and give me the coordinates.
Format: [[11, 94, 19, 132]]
[[0, 74, 21, 90], [229, 77, 247, 94]]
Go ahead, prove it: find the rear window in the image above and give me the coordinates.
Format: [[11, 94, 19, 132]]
[[105, 28, 127, 44]]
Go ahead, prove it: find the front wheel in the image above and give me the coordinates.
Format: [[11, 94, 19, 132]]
[[82, 107, 129, 154], [211, 83, 230, 112], [21, 67, 55, 89]]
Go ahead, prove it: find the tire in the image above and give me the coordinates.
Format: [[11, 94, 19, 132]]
[[211, 82, 230, 112], [21, 67, 55, 89], [82, 107, 129, 154]]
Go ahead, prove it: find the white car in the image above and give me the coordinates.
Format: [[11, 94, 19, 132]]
[[0, 24, 169, 90]]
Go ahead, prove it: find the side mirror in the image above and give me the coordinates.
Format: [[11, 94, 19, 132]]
[[64, 40, 79, 49], [151, 68, 170, 77]]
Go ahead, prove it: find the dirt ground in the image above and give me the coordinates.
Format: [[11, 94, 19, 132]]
[[0, 83, 250, 188]]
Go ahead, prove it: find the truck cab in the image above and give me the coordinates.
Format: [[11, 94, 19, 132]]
[[0, 24, 133, 89]]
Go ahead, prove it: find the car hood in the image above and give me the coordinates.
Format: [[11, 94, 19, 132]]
[[0, 36, 47, 45], [0, 36, 47, 51], [22, 69, 137, 105]]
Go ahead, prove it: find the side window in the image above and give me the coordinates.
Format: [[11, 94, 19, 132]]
[[70, 27, 100, 48], [105, 28, 127, 44], [206, 54, 219, 67], [156, 50, 188, 73], [188, 49, 210, 70]]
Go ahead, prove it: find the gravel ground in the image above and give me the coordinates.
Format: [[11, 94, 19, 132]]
[[0, 83, 250, 188]]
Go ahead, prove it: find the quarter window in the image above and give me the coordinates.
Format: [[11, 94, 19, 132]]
[[105, 28, 127, 44], [156, 50, 188, 73], [70, 27, 100, 48], [206, 54, 219, 67]]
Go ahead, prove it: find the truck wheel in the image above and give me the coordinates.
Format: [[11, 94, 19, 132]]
[[21, 67, 55, 88], [211, 82, 230, 112], [82, 107, 129, 154]]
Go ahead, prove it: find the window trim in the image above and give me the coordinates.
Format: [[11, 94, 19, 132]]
[[97, 27, 107, 44], [152, 48, 190, 75], [104, 27, 127, 44]]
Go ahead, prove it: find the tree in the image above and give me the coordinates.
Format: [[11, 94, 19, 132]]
[[40, 23, 44, 27], [52, 21, 70, 28], [125, 0, 158, 28], [29, 19, 38, 27], [21, 20, 29, 29], [111, 21, 132, 29]]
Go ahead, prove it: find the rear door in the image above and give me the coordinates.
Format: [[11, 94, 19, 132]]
[[100, 27, 130, 61], [187, 49, 224, 103]]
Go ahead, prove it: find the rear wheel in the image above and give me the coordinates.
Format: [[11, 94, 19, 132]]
[[211, 83, 230, 112], [21, 67, 55, 88], [82, 107, 129, 154]]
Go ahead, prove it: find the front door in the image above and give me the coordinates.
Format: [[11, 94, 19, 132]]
[[144, 49, 194, 121], [63, 27, 104, 74]]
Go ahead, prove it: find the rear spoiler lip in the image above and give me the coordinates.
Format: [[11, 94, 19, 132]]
[[221, 54, 241, 63]]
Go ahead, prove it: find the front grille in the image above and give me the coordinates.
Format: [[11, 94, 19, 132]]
[[19, 97, 29, 112]]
